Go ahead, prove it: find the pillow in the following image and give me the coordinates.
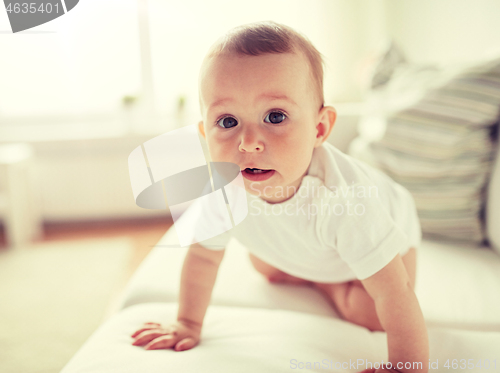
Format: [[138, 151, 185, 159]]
[[368, 41, 406, 90], [369, 57, 500, 244], [362, 40, 462, 118], [487, 130, 500, 253]]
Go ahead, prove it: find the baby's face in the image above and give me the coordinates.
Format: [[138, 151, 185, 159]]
[[198, 51, 333, 203]]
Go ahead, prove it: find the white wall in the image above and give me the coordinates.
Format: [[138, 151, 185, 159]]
[[147, 0, 384, 124], [318, 0, 388, 102], [384, 0, 500, 66]]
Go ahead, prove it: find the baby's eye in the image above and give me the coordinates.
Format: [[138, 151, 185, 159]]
[[264, 111, 286, 124], [216, 116, 238, 129]]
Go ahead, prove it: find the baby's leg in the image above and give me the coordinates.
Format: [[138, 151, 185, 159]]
[[248, 253, 314, 285], [314, 247, 417, 332]]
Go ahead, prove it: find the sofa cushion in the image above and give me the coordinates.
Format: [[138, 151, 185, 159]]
[[415, 239, 500, 329], [62, 302, 500, 373]]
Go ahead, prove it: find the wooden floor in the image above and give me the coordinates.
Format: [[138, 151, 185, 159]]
[[0, 216, 174, 277]]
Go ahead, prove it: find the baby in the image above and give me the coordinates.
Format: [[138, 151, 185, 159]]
[[131, 21, 429, 373]]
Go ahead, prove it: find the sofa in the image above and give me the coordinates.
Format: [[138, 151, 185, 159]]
[[61, 163, 500, 372]]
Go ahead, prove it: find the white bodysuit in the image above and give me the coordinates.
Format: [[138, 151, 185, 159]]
[[179, 142, 421, 283]]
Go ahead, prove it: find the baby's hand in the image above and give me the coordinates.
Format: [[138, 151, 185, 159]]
[[131, 320, 201, 351]]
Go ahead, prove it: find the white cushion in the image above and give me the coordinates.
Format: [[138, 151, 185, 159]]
[[487, 137, 500, 254], [415, 240, 500, 329], [62, 302, 500, 373], [117, 227, 500, 329]]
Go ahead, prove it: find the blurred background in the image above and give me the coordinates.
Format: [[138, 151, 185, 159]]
[[1, 0, 500, 372]]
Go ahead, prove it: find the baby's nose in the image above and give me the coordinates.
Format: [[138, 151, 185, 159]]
[[238, 129, 264, 152]]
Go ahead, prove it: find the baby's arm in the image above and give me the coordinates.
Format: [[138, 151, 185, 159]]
[[361, 254, 429, 373], [131, 242, 225, 351]]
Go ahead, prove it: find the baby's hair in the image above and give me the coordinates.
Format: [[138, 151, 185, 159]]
[[205, 21, 325, 109]]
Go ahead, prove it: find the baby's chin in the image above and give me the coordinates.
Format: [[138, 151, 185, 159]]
[[241, 178, 283, 198]]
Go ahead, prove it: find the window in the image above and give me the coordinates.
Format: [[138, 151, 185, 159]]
[[0, 0, 141, 126]]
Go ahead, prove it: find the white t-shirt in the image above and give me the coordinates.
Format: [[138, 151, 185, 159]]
[[180, 142, 421, 283]]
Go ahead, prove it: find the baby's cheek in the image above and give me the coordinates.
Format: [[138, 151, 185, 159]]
[[207, 141, 228, 161], [211, 149, 233, 163], [218, 143, 239, 161]]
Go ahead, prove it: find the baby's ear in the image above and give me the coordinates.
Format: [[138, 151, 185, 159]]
[[314, 105, 336, 148], [198, 121, 206, 139]]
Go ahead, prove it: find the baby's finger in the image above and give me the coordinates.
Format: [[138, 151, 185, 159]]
[[174, 337, 197, 352], [131, 322, 161, 337], [132, 330, 167, 346], [132, 323, 168, 338], [131, 326, 156, 338], [145, 335, 177, 350]]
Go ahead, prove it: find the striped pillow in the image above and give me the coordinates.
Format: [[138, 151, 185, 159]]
[[370, 58, 500, 244]]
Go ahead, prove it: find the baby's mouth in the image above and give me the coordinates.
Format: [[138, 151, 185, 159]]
[[241, 167, 276, 181], [243, 168, 273, 174]]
